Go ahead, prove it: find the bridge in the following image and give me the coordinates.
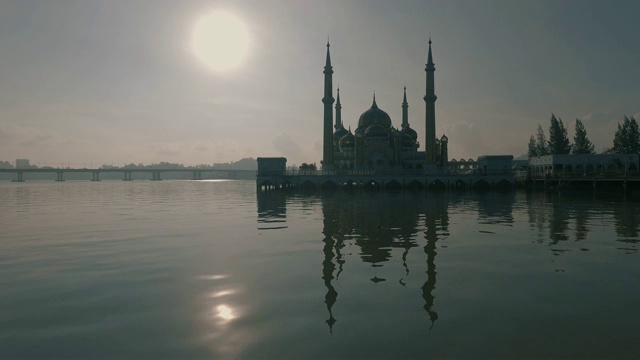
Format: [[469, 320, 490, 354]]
[[0, 168, 256, 182]]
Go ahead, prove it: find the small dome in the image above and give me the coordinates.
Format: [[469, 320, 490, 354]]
[[401, 125, 418, 141], [333, 126, 348, 142], [440, 134, 448, 142], [357, 97, 392, 129], [365, 123, 388, 137], [339, 130, 355, 148]]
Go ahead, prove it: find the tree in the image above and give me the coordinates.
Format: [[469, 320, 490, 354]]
[[612, 116, 640, 154], [528, 135, 538, 157], [535, 124, 549, 156], [572, 119, 595, 154], [548, 114, 571, 154], [299, 163, 317, 171]]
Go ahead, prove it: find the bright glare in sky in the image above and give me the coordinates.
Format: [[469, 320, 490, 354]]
[[191, 11, 249, 72]]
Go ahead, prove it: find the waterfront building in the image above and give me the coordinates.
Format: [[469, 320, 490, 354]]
[[529, 154, 640, 176], [257, 157, 287, 176], [477, 155, 514, 175], [323, 40, 447, 173], [256, 40, 516, 191], [15, 159, 30, 169], [448, 158, 479, 174]]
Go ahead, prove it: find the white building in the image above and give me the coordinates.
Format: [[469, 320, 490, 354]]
[[529, 154, 640, 176], [15, 159, 30, 169]]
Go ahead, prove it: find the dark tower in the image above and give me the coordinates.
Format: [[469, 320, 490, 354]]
[[322, 42, 335, 169], [334, 88, 342, 131], [440, 134, 448, 168], [424, 38, 437, 163], [402, 86, 409, 129]]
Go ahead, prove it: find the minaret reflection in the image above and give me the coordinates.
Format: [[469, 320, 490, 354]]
[[320, 191, 446, 331], [257, 190, 453, 333], [321, 193, 339, 333], [421, 194, 449, 328]]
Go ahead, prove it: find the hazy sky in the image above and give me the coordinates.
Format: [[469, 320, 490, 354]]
[[1, 0, 639, 167]]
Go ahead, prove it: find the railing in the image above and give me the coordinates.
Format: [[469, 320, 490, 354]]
[[274, 169, 512, 177], [527, 171, 640, 180]]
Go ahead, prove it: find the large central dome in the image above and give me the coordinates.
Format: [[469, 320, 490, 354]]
[[357, 97, 392, 129]]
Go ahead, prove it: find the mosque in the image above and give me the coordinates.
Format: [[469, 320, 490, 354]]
[[321, 39, 448, 173], [256, 39, 515, 190]]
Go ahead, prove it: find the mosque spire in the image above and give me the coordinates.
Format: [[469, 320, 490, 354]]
[[325, 41, 332, 70], [424, 37, 437, 163], [372, 92, 378, 108], [402, 86, 409, 129], [322, 41, 335, 169], [334, 87, 342, 130], [427, 37, 435, 71]]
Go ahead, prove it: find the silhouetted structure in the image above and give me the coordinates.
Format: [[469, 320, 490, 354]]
[[324, 40, 447, 172], [256, 40, 516, 191]]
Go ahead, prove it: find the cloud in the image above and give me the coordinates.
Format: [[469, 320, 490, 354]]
[[271, 131, 302, 156], [577, 110, 629, 152], [0, 128, 11, 144], [441, 121, 487, 158], [19, 134, 52, 146]]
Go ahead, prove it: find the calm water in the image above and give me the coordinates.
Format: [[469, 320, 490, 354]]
[[1, 180, 640, 358]]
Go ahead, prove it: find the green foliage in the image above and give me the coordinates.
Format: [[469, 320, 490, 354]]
[[612, 116, 640, 154], [299, 163, 317, 171], [548, 114, 571, 154], [528, 135, 537, 157], [572, 119, 595, 154], [535, 124, 549, 156]]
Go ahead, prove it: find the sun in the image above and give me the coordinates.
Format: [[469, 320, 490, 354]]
[[191, 11, 249, 72]]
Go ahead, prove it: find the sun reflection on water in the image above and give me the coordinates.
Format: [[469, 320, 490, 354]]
[[211, 289, 236, 298], [215, 304, 236, 322]]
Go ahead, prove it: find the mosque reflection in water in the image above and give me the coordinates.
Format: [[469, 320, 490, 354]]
[[258, 189, 458, 333], [256, 189, 640, 333], [320, 191, 451, 332]]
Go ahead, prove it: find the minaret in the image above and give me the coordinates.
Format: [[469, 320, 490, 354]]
[[334, 88, 342, 131], [424, 38, 437, 163], [402, 86, 409, 129], [322, 41, 335, 169]]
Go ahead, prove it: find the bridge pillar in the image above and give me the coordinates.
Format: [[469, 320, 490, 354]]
[[91, 172, 101, 181], [192, 171, 202, 180], [11, 171, 25, 182], [151, 171, 162, 181], [123, 172, 133, 181], [55, 171, 65, 182]]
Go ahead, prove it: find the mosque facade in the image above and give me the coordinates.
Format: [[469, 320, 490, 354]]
[[322, 40, 448, 173]]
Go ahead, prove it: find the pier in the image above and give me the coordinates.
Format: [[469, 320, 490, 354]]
[[257, 169, 514, 191], [522, 173, 640, 194]]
